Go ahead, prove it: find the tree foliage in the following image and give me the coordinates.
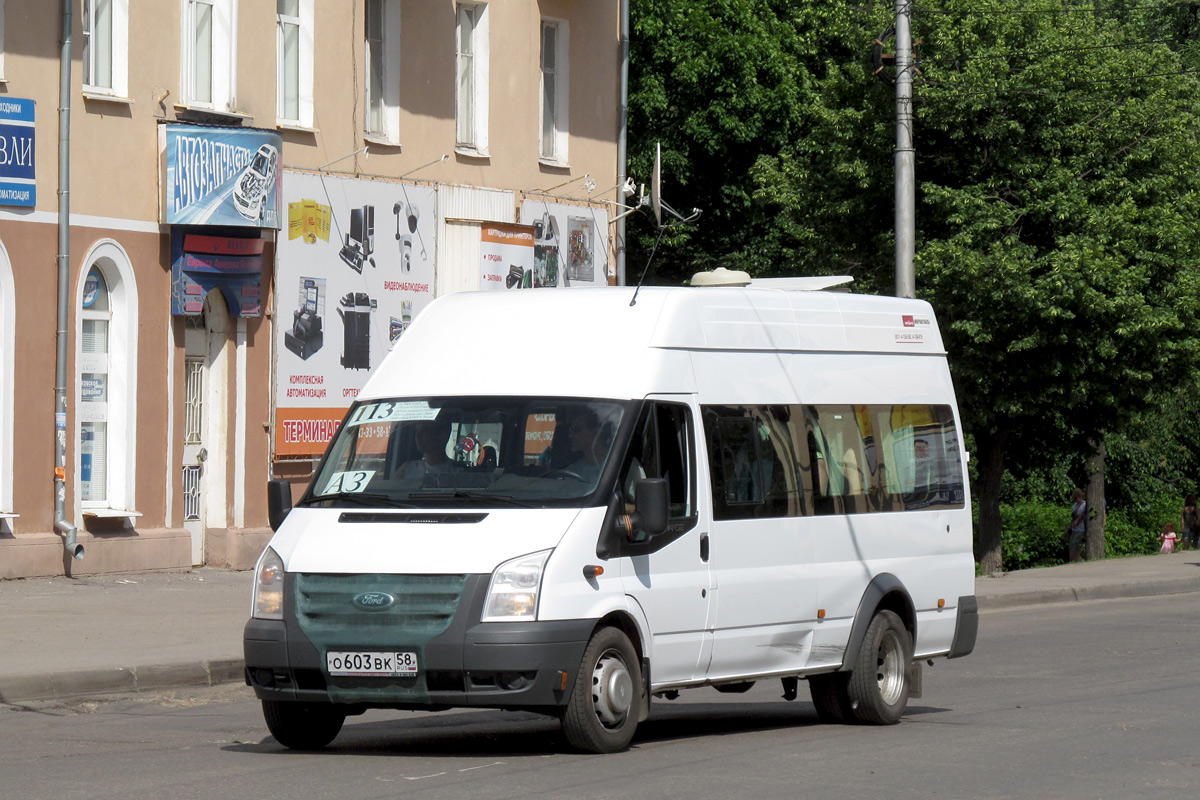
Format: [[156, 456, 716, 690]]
[[627, 0, 1200, 572]]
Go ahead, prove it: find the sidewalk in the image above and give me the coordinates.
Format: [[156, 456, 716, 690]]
[[2, 552, 1199, 705]]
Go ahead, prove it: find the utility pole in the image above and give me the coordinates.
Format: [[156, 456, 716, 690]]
[[894, 0, 916, 299]]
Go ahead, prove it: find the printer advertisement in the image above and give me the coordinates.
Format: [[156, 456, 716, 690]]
[[274, 170, 436, 458]]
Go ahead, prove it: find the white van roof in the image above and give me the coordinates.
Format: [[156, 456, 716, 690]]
[[360, 286, 946, 401]]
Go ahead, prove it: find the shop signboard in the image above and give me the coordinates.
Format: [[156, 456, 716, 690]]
[[161, 124, 283, 229], [274, 171, 437, 458], [170, 232, 265, 316], [0, 98, 35, 207], [480, 223, 537, 289]]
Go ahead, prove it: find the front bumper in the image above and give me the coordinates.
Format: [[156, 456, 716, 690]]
[[244, 572, 595, 712]]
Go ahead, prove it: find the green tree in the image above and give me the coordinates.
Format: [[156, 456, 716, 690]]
[[627, 0, 891, 284], [628, 0, 1200, 573], [912, 0, 1200, 571]]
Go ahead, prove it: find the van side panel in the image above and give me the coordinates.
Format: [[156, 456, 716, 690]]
[[691, 349, 973, 672]]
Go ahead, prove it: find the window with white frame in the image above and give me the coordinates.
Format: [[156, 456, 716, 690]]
[[539, 19, 569, 164], [182, 0, 236, 112], [276, 0, 314, 128], [455, 3, 489, 154], [364, 0, 401, 144], [83, 0, 129, 98], [76, 243, 138, 513]]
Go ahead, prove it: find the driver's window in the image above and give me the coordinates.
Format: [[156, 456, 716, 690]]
[[619, 401, 695, 522]]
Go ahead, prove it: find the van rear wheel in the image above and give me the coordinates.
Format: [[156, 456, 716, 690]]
[[847, 610, 912, 724], [262, 699, 346, 750], [562, 627, 641, 753]]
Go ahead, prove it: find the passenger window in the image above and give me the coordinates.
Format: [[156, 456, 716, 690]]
[[704, 405, 800, 521]]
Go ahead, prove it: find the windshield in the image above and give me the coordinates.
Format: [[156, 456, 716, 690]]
[[303, 397, 629, 508]]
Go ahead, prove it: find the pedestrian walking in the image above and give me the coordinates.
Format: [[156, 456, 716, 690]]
[[1160, 522, 1179, 554], [1181, 495, 1199, 550], [1066, 488, 1087, 563]]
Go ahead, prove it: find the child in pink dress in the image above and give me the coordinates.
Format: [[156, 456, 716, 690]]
[[1160, 522, 1178, 554]]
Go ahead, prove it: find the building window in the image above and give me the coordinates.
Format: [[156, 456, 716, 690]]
[[539, 19, 569, 164], [79, 269, 111, 503], [364, 0, 401, 144], [456, 3, 489, 154], [276, 0, 313, 127], [83, 0, 129, 97], [182, 0, 235, 111], [76, 242, 138, 513]]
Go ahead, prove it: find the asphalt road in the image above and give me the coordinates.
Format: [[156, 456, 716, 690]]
[[4, 594, 1199, 800]]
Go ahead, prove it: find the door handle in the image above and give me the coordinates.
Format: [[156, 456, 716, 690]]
[[197, 447, 208, 463], [700, 532, 709, 562]]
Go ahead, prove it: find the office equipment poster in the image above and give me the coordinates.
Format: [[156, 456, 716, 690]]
[[274, 170, 437, 457], [519, 200, 610, 286], [161, 124, 283, 229], [480, 223, 537, 289]]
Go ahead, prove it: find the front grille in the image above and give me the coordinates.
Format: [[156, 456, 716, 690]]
[[294, 573, 467, 642]]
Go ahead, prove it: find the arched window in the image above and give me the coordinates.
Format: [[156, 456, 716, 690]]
[[76, 241, 138, 514]]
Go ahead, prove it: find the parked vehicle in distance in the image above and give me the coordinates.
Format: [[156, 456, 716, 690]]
[[244, 272, 978, 753], [233, 144, 278, 221]]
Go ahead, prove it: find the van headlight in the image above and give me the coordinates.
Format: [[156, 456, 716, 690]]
[[482, 550, 551, 622], [252, 547, 285, 620]]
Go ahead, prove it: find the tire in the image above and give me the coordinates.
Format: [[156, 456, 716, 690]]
[[808, 672, 853, 723], [561, 627, 641, 753], [262, 699, 346, 750], [847, 610, 912, 725]]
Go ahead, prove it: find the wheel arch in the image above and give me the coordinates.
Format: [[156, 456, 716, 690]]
[[839, 572, 915, 672]]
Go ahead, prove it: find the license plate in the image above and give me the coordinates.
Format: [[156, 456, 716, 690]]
[[326, 651, 418, 677]]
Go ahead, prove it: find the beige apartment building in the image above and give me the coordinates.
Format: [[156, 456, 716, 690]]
[[0, 1, 626, 579]]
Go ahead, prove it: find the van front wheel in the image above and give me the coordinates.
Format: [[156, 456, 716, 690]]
[[847, 610, 912, 724], [562, 627, 641, 753], [262, 699, 346, 750]]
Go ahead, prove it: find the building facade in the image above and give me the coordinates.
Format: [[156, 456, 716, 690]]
[[0, 0, 624, 579]]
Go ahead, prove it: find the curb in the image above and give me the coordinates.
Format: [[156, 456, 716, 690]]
[[977, 576, 1200, 611], [0, 658, 245, 705]]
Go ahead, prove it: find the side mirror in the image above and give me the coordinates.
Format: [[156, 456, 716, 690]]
[[267, 478, 293, 532], [618, 478, 669, 540]]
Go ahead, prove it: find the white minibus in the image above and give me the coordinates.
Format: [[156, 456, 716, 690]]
[[244, 276, 978, 753]]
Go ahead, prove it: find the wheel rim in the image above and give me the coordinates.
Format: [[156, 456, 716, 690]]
[[875, 629, 906, 705], [591, 648, 633, 729]]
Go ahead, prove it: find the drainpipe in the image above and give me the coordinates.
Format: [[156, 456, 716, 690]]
[[616, 0, 629, 285], [55, 0, 82, 560]]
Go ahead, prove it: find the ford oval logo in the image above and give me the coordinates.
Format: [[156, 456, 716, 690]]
[[353, 592, 395, 611]]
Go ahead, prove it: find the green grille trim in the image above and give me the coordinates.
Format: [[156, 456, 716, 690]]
[[294, 573, 468, 703]]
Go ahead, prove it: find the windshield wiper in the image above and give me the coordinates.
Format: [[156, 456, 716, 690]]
[[299, 492, 418, 509], [409, 491, 536, 508]]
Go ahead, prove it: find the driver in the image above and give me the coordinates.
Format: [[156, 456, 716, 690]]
[[397, 419, 455, 480], [563, 409, 606, 482]]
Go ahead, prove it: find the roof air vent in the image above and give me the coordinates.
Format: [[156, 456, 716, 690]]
[[690, 267, 751, 287]]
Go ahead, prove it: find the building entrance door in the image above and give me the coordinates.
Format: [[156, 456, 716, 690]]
[[181, 292, 232, 566]]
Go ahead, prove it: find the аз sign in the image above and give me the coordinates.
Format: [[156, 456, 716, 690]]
[[0, 98, 35, 207]]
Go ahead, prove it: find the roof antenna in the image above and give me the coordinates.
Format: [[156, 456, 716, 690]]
[[631, 144, 700, 307]]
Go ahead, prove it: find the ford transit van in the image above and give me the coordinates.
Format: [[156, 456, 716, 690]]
[[244, 277, 978, 753]]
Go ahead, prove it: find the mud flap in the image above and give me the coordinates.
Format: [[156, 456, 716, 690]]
[[908, 660, 923, 699]]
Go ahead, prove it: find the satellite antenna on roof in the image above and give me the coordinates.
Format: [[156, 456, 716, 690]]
[[629, 143, 703, 305]]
